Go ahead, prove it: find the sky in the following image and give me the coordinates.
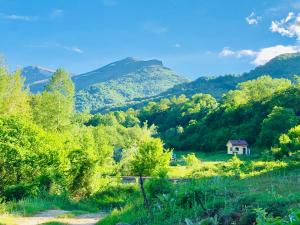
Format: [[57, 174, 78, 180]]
[[1, 0, 300, 79]]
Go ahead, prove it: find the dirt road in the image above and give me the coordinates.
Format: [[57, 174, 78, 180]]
[[0, 209, 106, 225]]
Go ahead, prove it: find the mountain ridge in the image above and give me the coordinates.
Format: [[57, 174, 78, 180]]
[[21, 52, 300, 112], [21, 57, 189, 112]]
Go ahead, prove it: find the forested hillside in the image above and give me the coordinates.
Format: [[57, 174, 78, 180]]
[[21, 53, 300, 113], [22, 57, 188, 112], [138, 76, 300, 153], [97, 52, 300, 112]]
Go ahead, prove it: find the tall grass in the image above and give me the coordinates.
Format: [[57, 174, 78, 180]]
[[2, 194, 98, 216], [98, 166, 300, 225]]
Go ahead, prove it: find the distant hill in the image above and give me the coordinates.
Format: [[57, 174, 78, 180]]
[[21, 53, 300, 112], [102, 52, 300, 112], [21, 58, 188, 112], [21, 66, 55, 92], [75, 58, 189, 112], [154, 52, 300, 99]]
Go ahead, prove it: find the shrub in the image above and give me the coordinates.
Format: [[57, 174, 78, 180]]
[[3, 184, 39, 201], [145, 178, 174, 199], [182, 153, 201, 168]]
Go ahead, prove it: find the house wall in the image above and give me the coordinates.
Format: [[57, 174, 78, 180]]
[[227, 143, 248, 155]]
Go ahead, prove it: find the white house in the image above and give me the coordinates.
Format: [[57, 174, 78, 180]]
[[226, 140, 250, 155]]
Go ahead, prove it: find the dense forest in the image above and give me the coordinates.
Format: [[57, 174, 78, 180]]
[[138, 76, 300, 154], [1, 59, 300, 225]]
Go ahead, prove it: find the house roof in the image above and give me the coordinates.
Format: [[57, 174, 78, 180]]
[[227, 140, 248, 146]]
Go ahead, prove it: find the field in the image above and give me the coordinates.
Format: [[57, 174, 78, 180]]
[[97, 160, 300, 225], [1, 152, 300, 225]]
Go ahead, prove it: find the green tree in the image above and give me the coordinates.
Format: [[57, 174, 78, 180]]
[[274, 125, 300, 158], [223, 76, 291, 108], [130, 138, 171, 208], [0, 66, 31, 118], [32, 69, 74, 131], [259, 106, 298, 148], [0, 116, 64, 197], [46, 68, 74, 98]]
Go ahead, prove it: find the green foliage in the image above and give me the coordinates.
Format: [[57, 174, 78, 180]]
[[39, 222, 68, 225], [0, 116, 65, 198], [75, 63, 188, 112], [145, 178, 174, 199], [1, 194, 98, 216], [223, 76, 291, 107], [130, 138, 171, 177], [31, 69, 74, 132], [138, 76, 300, 153], [98, 166, 300, 225], [92, 184, 139, 209], [274, 125, 300, 158], [256, 208, 300, 225], [0, 67, 31, 118], [182, 153, 202, 167], [258, 106, 298, 148]]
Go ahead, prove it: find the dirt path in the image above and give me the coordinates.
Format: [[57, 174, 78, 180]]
[[0, 209, 107, 225]]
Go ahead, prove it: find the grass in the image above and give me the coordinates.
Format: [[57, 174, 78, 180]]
[[55, 210, 89, 218], [1, 194, 99, 216], [38, 222, 69, 225], [97, 163, 300, 225]]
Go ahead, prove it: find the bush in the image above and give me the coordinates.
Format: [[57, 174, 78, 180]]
[[182, 153, 201, 167], [0, 116, 66, 197], [3, 184, 39, 201], [145, 178, 174, 199]]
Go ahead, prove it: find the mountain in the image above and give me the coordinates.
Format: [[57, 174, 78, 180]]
[[21, 58, 189, 112], [102, 52, 300, 112], [21, 66, 55, 92], [154, 52, 300, 99], [75, 57, 189, 112], [22, 53, 300, 113]]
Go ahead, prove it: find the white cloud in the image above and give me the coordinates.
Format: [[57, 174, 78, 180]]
[[55, 44, 83, 54], [246, 12, 262, 25], [253, 45, 300, 65], [219, 47, 235, 57], [270, 12, 300, 40], [219, 47, 255, 58], [0, 13, 35, 21], [27, 42, 83, 54], [237, 49, 257, 57], [219, 45, 300, 65]]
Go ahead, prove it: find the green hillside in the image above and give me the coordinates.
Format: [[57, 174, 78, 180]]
[[160, 52, 300, 99], [76, 61, 188, 112], [102, 52, 300, 112], [22, 57, 188, 112]]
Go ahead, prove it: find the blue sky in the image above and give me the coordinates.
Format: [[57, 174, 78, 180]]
[[1, 0, 300, 79]]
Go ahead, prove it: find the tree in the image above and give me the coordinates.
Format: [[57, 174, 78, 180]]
[[0, 116, 64, 197], [0, 66, 31, 118], [274, 125, 300, 158], [130, 138, 171, 208], [258, 106, 298, 148], [32, 69, 74, 131], [223, 76, 291, 108], [46, 68, 74, 98]]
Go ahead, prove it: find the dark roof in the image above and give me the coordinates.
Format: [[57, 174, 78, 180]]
[[228, 140, 248, 145]]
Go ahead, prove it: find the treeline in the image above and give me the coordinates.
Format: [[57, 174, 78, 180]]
[[138, 76, 300, 156], [0, 65, 158, 200]]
